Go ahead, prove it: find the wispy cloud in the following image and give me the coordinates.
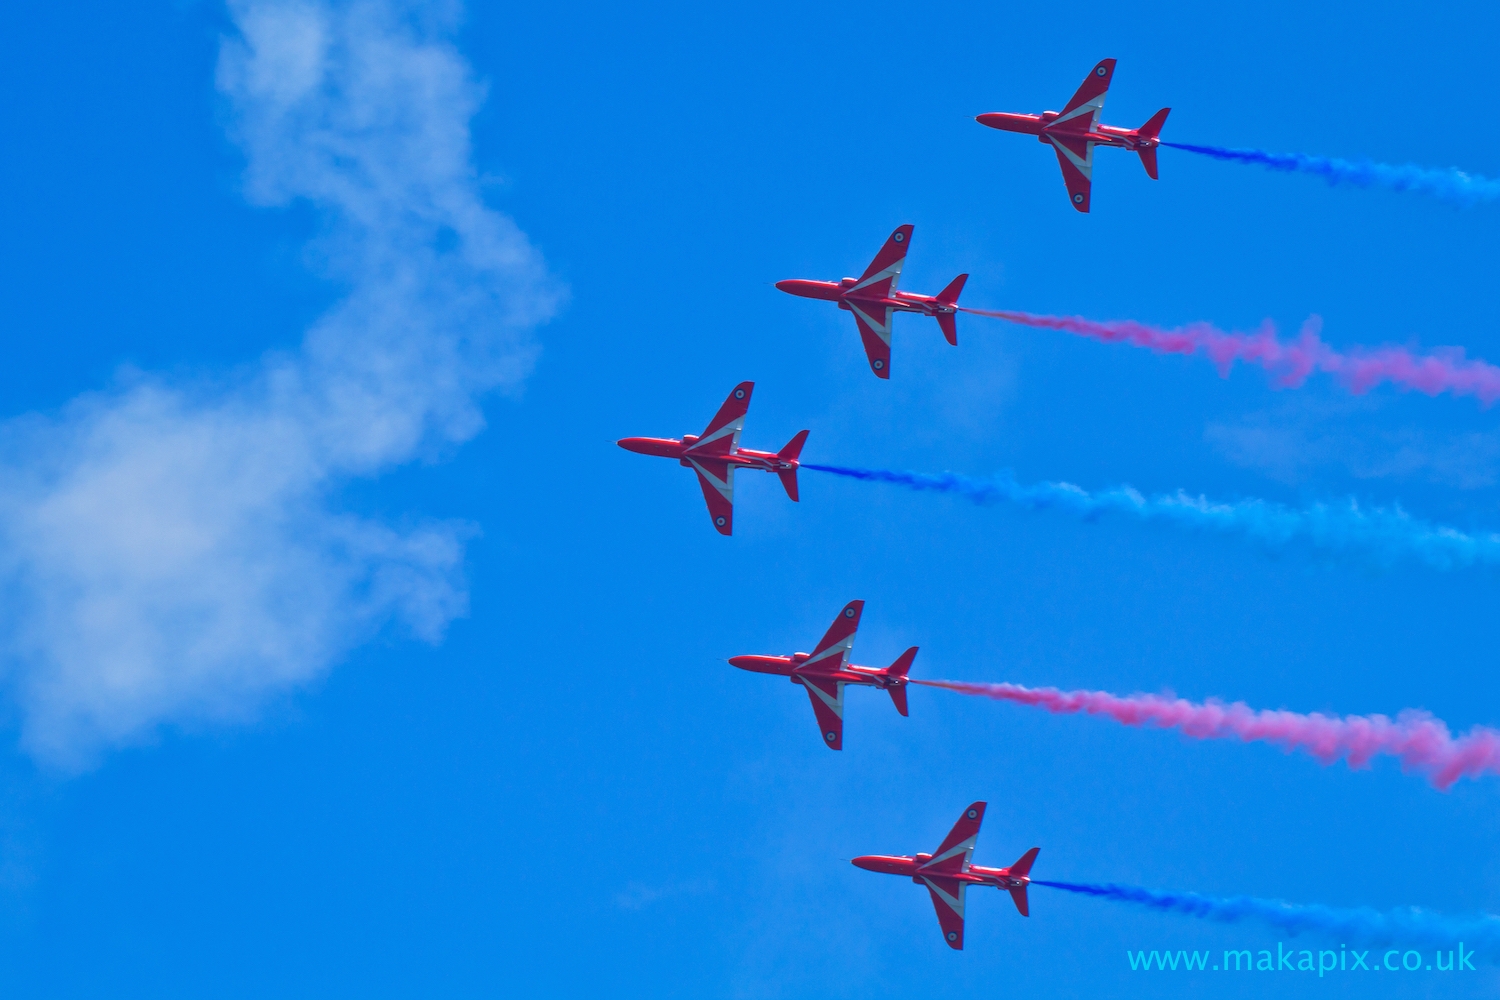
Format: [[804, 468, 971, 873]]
[[0, 0, 559, 769], [614, 879, 716, 911], [1206, 403, 1500, 490]]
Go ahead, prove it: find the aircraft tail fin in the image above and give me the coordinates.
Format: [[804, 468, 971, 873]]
[[776, 430, 808, 501], [886, 647, 917, 716], [1007, 848, 1038, 917], [1136, 109, 1169, 180], [934, 276, 965, 345]]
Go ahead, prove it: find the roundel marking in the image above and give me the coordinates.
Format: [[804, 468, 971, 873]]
[[967, 809, 977, 819], [826, 731, 837, 742], [1096, 65, 1107, 76], [1073, 193, 1084, 203], [872, 359, 884, 370], [844, 607, 855, 618], [893, 231, 904, 242], [734, 388, 745, 399], [715, 516, 726, 526], [947, 931, 958, 941]]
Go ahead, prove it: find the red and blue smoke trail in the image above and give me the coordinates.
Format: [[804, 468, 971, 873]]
[[912, 679, 1500, 792], [957, 308, 1500, 406], [1033, 879, 1500, 953], [1162, 141, 1500, 207], [801, 463, 1500, 575]]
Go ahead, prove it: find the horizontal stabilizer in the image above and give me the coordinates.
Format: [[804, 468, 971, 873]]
[[778, 429, 809, 461], [1009, 885, 1030, 917], [1010, 847, 1040, 877], [888, 684, 909, 717], [1138, 145, 1159, 179], [888, 647, 918, 677], [1138, 107, 1170, 140], [937, 312, 957, 346], [935, 273, 968, 305], [778, 469, 799, 502]]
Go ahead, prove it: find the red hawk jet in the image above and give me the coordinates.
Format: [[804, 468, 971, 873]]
[[727, 599, 916, 749], [853, 802, 1040, 950], [976, 58, 1170, 213], [775, 225, 967, 378], [617, 381, 806, 536]]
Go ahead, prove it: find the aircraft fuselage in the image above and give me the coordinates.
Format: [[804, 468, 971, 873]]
[[727, 652, 907, 692], [616, 435, 796, 474], [774, 278, 957, 319], [851, 853, 1031, 891], [975, 110, 1157, 152]]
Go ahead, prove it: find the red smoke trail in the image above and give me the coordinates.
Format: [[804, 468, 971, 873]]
[[912, 678, 1500, 791], [959, 307, 1500, 405]]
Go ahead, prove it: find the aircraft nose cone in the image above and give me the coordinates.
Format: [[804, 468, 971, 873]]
[[774, 280, 797, 294], [617, 437, 654, 455], [727, 656, 754, 670]]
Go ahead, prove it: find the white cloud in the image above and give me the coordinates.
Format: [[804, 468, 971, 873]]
[[0, 0, 558, 769]]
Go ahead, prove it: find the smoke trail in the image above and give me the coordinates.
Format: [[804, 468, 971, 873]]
[[801, 463, 1500, 575], [957, 307, 1500, 406], [1034, 880, 1500, 952], [911, 679, 1500, 791], [1163, 141, 1500, 207]]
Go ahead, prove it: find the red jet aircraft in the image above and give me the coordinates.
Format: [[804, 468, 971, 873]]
[[617, 381, 807, 536], [853, 802, 1040, 950], [775, 225, 967, 379], [727, 599, 916, 749], [976, 59, 1169, 213]]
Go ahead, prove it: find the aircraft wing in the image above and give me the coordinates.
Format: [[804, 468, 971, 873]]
[[688, 381, 754, 456], [919, 875, 968, 950], [1047, 135, 1094, 212], [686, 457, 735, 535], [800, 675, 845, 749], [847, 301, 894, 378], [919, 801, 986, 875], [803, 600, 863, 671], [849, 225, 912, 299], [1055, 58, 1115, 131]]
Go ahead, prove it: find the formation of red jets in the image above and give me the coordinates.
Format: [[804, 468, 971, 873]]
[[617, 59, 1165, 950]]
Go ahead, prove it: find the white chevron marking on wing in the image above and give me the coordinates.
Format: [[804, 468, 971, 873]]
[[920, 877, 967, 917]]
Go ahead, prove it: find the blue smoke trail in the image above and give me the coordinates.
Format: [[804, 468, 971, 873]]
[[801, 463, 1500, 574], [1034, 880, 1500, 952], [1163, 141, 1500, 207]]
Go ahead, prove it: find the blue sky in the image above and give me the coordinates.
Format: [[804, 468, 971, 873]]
[[0, 0, 1498, 996]]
